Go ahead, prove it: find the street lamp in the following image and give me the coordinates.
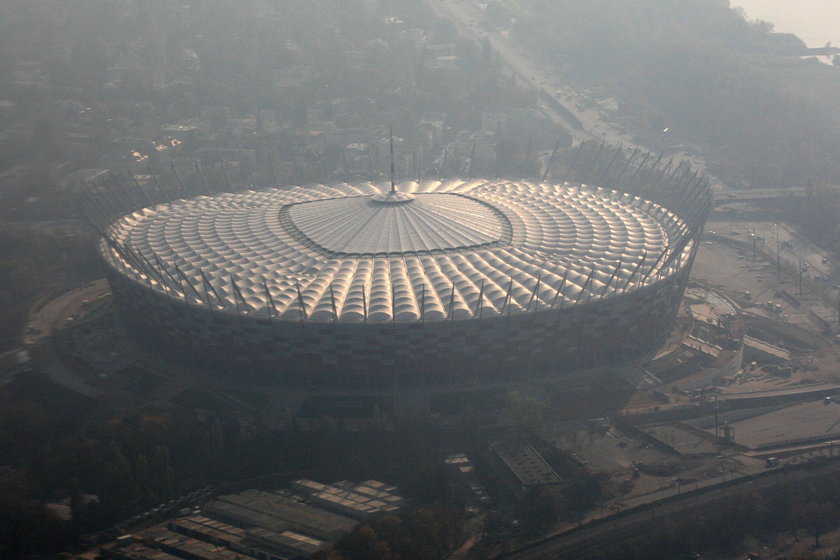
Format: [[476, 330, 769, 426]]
[[800, 260, 804, 296]]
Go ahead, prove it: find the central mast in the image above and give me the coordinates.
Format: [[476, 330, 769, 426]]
[[389, 124, 396, 195], [372, 125, 414, 203]]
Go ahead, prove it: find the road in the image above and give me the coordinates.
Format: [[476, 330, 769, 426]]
[[425, 0, 840, 204], [500, 458, 840, 559], [426, 0, 593, 143], [24, 278, 110, 345], [424, 0, 709, 175], [713, 221, 837, 295], [24, 279, 111, 398]]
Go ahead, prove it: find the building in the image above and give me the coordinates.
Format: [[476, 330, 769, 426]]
[[290, 479, 404, 520], [100, 479, 405, 560], [202, 489, 357, 542], [91, 176, 710, 400], [445, 453, 490, 506], [489, 440, 562, 496]]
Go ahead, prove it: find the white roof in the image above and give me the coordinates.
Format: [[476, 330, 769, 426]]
[[288, 192, 505, 254], [102, 179, 692, 323]]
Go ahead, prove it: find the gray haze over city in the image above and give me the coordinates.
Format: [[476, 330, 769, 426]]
[[2, 1, 840, 559]]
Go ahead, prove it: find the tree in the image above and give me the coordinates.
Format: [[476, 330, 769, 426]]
[[335, 525, 393, 560], [133, 454, 151, 504], [563, 468, 603, 518], [520, 485, 564, 531], [311, 551, 344, 560], [410, 461, 451, 504], [505, 391, 546, 435], [795, 501, 837, 548]]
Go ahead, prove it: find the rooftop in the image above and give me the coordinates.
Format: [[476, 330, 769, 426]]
[[102, 179, 691, 323], [490, 440, 562, 489]]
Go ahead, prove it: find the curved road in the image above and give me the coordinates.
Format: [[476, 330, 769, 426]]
[[499, 460, 838, 559], [24, 278, 110, 398]]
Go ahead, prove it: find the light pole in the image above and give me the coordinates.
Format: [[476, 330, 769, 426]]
[[777, 241, 781, 283], [799, 260, 804, 297]]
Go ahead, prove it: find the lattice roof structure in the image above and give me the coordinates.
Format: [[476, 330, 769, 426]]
[[100, 179, 691, 323]]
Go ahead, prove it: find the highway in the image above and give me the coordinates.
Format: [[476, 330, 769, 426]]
[[426, 0, 595, 143], [424, 2, 840, 213], [424, 0, 709, 175]]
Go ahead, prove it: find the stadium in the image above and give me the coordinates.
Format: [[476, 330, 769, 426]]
[[91, 171, 711, 391]]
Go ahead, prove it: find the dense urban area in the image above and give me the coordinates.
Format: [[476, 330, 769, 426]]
[[4, 1, 840, 559]]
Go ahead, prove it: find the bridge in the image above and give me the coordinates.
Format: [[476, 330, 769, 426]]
[[712, 186, 839, 207]]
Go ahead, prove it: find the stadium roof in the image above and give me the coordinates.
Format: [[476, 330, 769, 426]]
[[102, 179, 691, 323]]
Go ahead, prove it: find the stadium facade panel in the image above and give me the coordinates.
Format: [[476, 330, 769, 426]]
[[100, 178, 705, 388]]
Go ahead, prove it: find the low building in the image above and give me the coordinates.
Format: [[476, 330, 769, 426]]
[[204, 489, 356, 542], [444, 453, 490, 506], [246, 527, 324, 558], [290, 479, 404, 520], [141, 526, 262, 560], [101, 478, 406, 560], [489, 440, 561, 497], [101, 541, 183, 560]]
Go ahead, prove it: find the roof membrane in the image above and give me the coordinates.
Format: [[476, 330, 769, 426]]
[[102, 179, 692, 322], [287, 193, 508, 254]]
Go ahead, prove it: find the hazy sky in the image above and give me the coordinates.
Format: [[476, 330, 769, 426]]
[[731, 0, 840, 47]]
